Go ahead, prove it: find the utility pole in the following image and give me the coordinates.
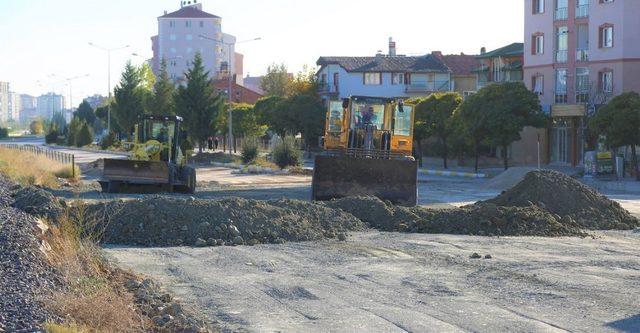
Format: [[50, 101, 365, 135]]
[[88, 42, 129, 133]]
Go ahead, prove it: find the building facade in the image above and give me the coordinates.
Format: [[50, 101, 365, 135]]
[[0, 82, 9, 124], [151, 1, 240, 84], [213, 80, 263, 105], [475, 43, 524, 91], [524, 0, 640, 166], [19, 94, 38, 124], [316, 40, 452, 100], [37, 93, 65, 120], [441, 53, 479, 98]]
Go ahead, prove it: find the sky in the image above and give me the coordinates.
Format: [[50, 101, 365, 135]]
[[0, 0, 524, 105]]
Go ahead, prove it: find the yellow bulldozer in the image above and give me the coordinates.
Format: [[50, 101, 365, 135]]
[[312, 96, 418, 206], [99, 115, 196, 193]]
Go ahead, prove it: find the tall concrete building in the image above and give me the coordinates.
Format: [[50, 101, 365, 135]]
[[37, 93, 65, 119], [0, 82, 9, 124], [151, 0, 241, 84], [8, 92, 21, 122], [19, 94, 38, 123], [524, 0, 640, 166]]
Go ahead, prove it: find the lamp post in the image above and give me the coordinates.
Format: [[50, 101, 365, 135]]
[[88, 42, 130, 133], [198, 35, 261, 154]]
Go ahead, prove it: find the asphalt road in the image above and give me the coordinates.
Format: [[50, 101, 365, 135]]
[[106, 231, 640, 333]]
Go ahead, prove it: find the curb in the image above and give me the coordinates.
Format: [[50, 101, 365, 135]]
[[420, 169, 487, 179], [44, 144, 129, 157], [211, 162, 287, 175]]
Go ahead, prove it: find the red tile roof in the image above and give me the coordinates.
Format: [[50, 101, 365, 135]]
[[160, 6, 220, 19], [442, 54, 479, 76]]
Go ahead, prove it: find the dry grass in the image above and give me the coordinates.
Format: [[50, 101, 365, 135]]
[[43, 207, 151, 333], [0, 147, 80, 187], [253, 156, 278, 170]]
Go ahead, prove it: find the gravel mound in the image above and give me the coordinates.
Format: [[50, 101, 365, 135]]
[[0, 175, 59, 331], [84, 196, 366, 247], [327, 197, 587, 237], [486, 170, 639, 230], [12, 186, 65, 222]]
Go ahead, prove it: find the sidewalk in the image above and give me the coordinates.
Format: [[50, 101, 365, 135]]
[[581, 178, 640, 194]]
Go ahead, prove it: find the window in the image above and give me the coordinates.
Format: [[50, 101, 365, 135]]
[[555, 69, 568, 103], [392, 73, 405, 85], [199, 21, 204, 28], [576, 24, 589, 61], [532, 75, 544, 95], [556, 27, 568, 63], [600, 25, 614, 48], [170, 47, 176, 53], [333, 73, 340, 86], [394, 104, 413, 137], [186, 34, 193, 41], [533, 0, 545, 14], [600, 0, 614, 2], [576, 0, 589, 18], [186, 21, 192, 28], [327, 101, 344, 133], [169, 34, 177, 41], [169, 21, 175, 28], [532, 34, 544, 55], [576, 67, 590, 103], [363, 73, 382, 85], [320, 74, 327, 84], [600, 71, 613, 92], [555, 0, 568, 20], [186, 47, 193, 53]]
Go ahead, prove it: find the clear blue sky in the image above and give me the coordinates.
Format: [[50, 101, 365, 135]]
[[0, 0, 524, 104]]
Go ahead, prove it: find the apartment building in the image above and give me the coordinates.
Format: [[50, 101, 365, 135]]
[[316, 39, 452, 100], [151, 0, 241, 84], [0, 82, 8, 123], [524, 0, 640, 166], [37, 93, 65, 119]]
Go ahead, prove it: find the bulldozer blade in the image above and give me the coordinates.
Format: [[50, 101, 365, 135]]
[[102, 159, 170, 185], [312, 155, 418, 206]]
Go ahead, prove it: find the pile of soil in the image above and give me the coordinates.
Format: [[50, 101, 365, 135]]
[[83, 196, 366, 247], [486, 170, 639, 230], [11, 186, 65, 222], [483, 167, 535, 191], [327, 197, 587, 237]]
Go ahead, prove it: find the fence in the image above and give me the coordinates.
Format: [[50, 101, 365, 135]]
[[0, 144, 76, 178]]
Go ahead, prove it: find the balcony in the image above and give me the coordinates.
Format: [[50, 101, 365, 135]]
[[318, 82, 339, 94], [576, 4, 589, 18], [405, 81, 450, 93], [555, 7, 568, 20], [576, 49, 589, 62], [555, 50, 568, 63]]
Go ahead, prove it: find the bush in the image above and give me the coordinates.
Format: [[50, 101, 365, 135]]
[[0, 127, 8, 139], [30, 120, 44, 135], [272, 136, 302, 169], [100, 132, 117, 150], [45, 129, 59, 144], [75, 123, 94, 148], [241, 136, 259, 164]]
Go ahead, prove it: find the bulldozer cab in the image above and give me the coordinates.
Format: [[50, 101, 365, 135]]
[[136, 115, 184, 164], [324, 96, 415, 157]]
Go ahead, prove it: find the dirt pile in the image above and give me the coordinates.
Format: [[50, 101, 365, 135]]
[[486, 170, 639, 230], [84, 196, 366, 247], [327, 197, 587, 237], [11, 186, 65, 222], [483, 167, 535, 191]]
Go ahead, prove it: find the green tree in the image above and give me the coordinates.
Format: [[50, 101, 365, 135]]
[[75, 121, 94, 147], [75, 100, 96, 125], [260, 63, 292, 97], [176, 53, 224, 152], [0, 127, 8, 139], [66, 117, 82, 146], [148, 59, 176, 115], [287, 94, 325, 149], [416, 92, 462, 169], [590, 92, 640, 180], [50, 111, 67, 134], [254, 96, 286, 134], [408, 97, 430, 167], [30, 119, 44, 135], [287, 65, 318, 97], [139, 62, 156, 91], [112, 61, 145, 140]]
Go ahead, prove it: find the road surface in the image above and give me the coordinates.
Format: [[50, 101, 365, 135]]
[[106, 231, 640, 333]]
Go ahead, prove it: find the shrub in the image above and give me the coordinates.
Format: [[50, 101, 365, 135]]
[[30, 120, 44, 135], [45, 129, 59, 144], [75, 122, 94, 147], [0, 127, 8, 139], [241, 136, 259, 164], [100, 132, 117, 150], [272, 136, 302, 169]]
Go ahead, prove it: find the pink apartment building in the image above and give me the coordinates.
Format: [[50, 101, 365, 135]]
[[524, 0, 640, 166]]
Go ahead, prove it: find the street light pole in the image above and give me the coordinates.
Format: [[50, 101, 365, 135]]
[[198, 35, 261, 154], [88, 42, 129, 133]]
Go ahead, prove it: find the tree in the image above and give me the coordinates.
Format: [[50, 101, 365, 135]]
[[112, 61, 145, 140], [75, 122, 94, 147], [217, 104, 267, 153], [50, 111, 67, 134], [415, 92, 462, 169], [408, 98, 430, 167], [457, 82, 543, 171], [287, 65, 318, 97], [75, 100, 97, 126], [66, 117, 82, 146], [139, 62, 156, 91], [590, 92, 640, 180], [287, 94, 325, 149], [175, 53, 225, 152], [148, 59, 176, 115], [260, 63, 292, 97], [30, 119, 44, 135], [254, 96, 286, 134], [0, 127, 8, 139]]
